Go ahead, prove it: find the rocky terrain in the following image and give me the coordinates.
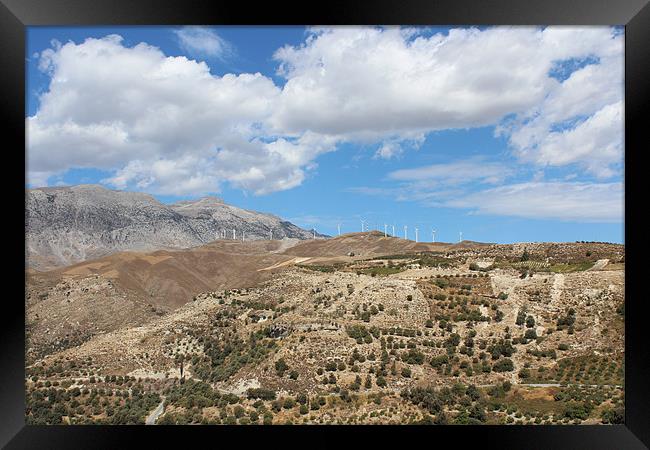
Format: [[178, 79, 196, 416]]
[[26, 185, 322, 270], [25, 233, 625, 425]]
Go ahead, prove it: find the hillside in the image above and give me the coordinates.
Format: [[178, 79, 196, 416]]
[[25, 235, 625, 425], [26, 239, 299, 361], [26, 184, 320, 270]]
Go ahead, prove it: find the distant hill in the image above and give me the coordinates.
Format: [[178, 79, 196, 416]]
[[26, 184, 323, 270], [282, 231, 488, 257]]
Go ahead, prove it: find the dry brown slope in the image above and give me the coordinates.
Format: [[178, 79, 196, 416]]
[[26, 239, 303, 362], [29, 239, 298, 311], [282, 231, 489, 259]]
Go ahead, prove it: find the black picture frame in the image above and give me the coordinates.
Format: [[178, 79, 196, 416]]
[[3, 0, 648, 448]]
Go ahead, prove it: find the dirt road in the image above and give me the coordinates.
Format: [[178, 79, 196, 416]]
[[145, 397, 165, 425]]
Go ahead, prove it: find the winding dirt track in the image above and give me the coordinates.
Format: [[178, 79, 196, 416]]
[[257, 257, 312, 271], [145, 397, 166, 425]]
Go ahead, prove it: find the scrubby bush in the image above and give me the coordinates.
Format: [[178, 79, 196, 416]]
[[601, 407, 624, 424], [492, 358, 514, 372], [247, 388, 276, 401], [524, 329, 537, 340], [275, 359, 289, 377]]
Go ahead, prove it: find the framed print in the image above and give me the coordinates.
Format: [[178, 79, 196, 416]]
[[2, 0, 649, 448]]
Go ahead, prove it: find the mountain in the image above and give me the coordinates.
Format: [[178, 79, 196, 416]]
[[25, 184, 321, 270]]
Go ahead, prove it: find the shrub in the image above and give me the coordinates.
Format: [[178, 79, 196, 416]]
[[516, 309, 526, 326], [247, 388, 276, 401], [492, 358, 514, 372], [616, 303, 624, 317], [275, 359, 289, 377], [434, 278, 449, 289], [346, 325, 373, 344], [524, 329, 537, 340], [601, 407, 624, 424], [563, 402, 593, 421], [402, 349, 425, 365], [557, 310, 576, 329], [430, 354, 449, 368]]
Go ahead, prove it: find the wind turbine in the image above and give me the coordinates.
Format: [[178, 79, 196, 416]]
[[360, 219, 366, 232], [415, 227, 419, 243], [404, 225, 408, 240], [431, 229, 436, 243], [392, 224, 396, 237], [313, 228, 316, 239], [459, 231, 463, 243], [242, 231, 245, 242], [384, 224, 387, 237], [232, 229, 236, 240], [269, 228, 273, 240], [337, 223, 341, 236]]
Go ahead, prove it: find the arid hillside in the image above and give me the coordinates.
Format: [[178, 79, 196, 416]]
[[26, 235, 625, 425], [26, 239, 300, 361], [283, 231, 484, 258]]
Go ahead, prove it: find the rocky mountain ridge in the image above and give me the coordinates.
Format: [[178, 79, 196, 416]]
[[26, 184, 321, 270]]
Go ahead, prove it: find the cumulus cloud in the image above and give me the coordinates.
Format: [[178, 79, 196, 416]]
[[272, 26, 623, 176], [27, 34, 320, 195], [173, 27, 234, 60], [445, 181, 623, 222], [271, 27, 550, 138], [27, 26, 623, 200], [502, 29, 624, 178]]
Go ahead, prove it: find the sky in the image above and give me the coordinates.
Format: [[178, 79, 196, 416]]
[[26, 26, 624, 244]]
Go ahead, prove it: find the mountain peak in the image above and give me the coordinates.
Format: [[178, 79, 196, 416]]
[[26, 185, 317, 270], [171, 196, 225, 208]]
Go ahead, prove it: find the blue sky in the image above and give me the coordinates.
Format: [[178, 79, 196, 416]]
[[26, 26, 624, 244]]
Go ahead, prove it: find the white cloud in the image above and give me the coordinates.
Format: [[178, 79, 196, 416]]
[[27, 26, 624, 198], [503, 50, 624, 178], [354, 157, 622, 222], [173, 27, 234, 60], [373, 136, 424, 160], [27, 34, 322, 195], [374, 142, 403, 160], [445, 181, 623, 222], [270, 27, 550, 138], [271, 26, 623, 176], [389, 158, 511, 186]]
